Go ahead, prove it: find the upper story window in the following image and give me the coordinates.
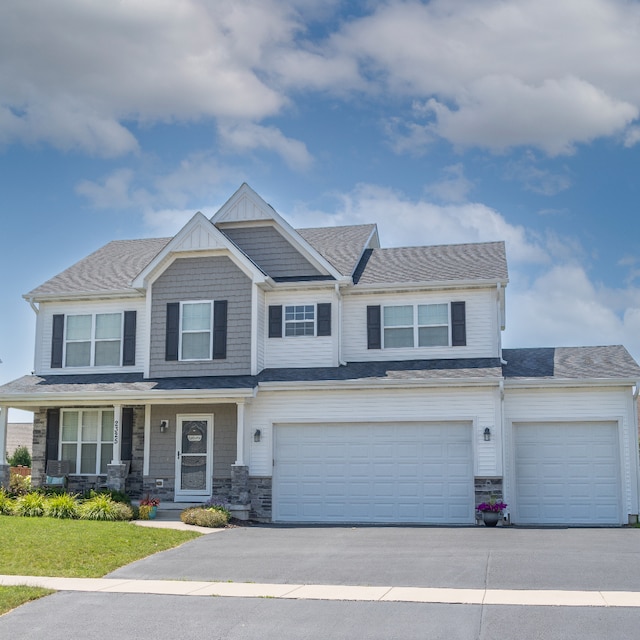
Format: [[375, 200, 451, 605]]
[[165, 300, 227, 362], [269, 303, 331, 338], [51, 311, 136, 369], [60, 409, 113, 475], [383, 304, 449, 348], [368, 302, 466, 350], [66, 313, 122, 367], [285, 305, 315, 336]]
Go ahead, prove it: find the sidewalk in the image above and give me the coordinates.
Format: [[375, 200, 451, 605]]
[[2, 573, 640, 607]]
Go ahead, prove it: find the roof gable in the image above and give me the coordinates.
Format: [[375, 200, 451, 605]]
[[131, 211, 268, 288]]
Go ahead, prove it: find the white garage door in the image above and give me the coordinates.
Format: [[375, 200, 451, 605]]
[[514, 422, 621, 525], [273, 422, 474, 523]]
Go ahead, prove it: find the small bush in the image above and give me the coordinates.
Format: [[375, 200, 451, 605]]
[[9, 473, 31, 496], [204, 500, 231, 520], [79, 494, 126, 521], [0, 489, 15, 515], [113, 502, 134, 521], [7, 445, 31, 468], [44, 493, 80, 519], [14, 492, 46, 517], [83, 489, 131, 504], [180, 506, 229, 528]]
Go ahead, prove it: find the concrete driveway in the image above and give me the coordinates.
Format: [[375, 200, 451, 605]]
[[107, 525, 640, 592]]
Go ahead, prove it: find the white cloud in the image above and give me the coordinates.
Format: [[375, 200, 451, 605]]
[[425, 164, 474, 204], [217, 122, 313, 170]]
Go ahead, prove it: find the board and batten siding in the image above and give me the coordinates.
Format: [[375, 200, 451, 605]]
[[148, 404, 237, 479], [341, 288, 500, 362], [36, 298, 146, 375], [503, 386, 639, 519], [149, 256, 252, 377], [246, 385, 501, 477], [264, 289, 338, 368]]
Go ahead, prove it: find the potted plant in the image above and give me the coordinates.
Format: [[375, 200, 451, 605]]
[[139, 495, 160, 520], [476, 498, 507, 527]]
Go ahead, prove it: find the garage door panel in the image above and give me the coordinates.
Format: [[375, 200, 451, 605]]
[[515, 422, 620, 525], [274, 422, 473, 523]]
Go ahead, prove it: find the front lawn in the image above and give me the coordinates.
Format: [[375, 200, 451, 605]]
[[0, 515, 199, 577], [0, 515, 200, 615]]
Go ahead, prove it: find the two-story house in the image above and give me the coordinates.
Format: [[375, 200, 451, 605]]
[[1, 183, 639, 525]]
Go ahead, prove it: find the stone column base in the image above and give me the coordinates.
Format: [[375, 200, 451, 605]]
[[230, 464, 250, 519], [0, 464, 9, 490], [106, 463, 128, 492]]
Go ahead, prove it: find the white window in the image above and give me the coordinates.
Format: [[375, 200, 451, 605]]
[[383, 303, 450, 348], [65, 313, 122, 367], [180, 301, 212, 360], [285, 305, 315, 337], [60, 409, 114, 475]]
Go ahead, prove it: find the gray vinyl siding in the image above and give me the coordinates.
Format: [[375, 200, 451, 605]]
[[148, 404, 237, 479], [222, 226, 322, 278], [149, 256, 252, 377]]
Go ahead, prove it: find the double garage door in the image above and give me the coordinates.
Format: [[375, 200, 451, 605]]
[[273, 422, 474, 523], [514, 422, 622, 525]]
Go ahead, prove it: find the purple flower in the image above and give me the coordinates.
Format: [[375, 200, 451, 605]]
[[476, 501, 507, 512]]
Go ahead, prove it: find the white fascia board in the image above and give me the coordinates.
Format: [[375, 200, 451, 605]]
[[504, 378, 639, 390], [1, 388, 257, 409], [348, 279, 509, 295], [258, 279, 350, 293], [24, 290, 144, 303], [258, 377, 501, 392], [131, 212, 267, 289]]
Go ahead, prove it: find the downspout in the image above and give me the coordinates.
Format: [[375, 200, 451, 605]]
[[634, 384, 640, 521], [335, 283, 346, 366], [26, 297, 39, 375]]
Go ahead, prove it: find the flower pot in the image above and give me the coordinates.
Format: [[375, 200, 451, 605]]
[[149, 505, 157, 519], [481, 511, 501, 527]]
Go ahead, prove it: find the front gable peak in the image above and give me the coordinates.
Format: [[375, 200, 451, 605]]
[[212, 183, 277, 225]]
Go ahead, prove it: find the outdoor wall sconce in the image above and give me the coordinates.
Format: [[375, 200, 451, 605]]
[[254, 429, 261, 443], [483, 427, 491, 442], [160, 420, 168, 433]]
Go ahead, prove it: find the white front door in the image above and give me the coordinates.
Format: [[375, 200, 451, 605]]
[[175, 414, 214, 501]]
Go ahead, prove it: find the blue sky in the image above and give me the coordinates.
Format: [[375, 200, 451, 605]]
[[2, 0, 640, 420]]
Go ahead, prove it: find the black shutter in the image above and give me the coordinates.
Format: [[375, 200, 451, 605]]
[[367, 305, 381, 349], [51, 314, 64, 368], [121, 408, 133, 462], [165, 302, 179, 361], [213, 300, 228, 359], [122, 311, 137, 366], [317, 303, 331, 337], [451, 301, 466, 346], [268, 305, 282, 338], [45, 409, 60, 462]]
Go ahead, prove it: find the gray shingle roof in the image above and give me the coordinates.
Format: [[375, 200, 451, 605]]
[[297, 224, 377, 277], [26, 238, 171, 299], [356, 241, 508, 285], [502, 346, 640, 380], [0, 358, 502, 397]]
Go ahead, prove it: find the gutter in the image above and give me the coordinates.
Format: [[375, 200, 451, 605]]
[[258, 377, 502, 392], [504, 378, 640, 389]]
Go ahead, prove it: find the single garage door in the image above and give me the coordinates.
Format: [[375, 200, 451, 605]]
[[514, 422, 621, 525], [273, 422, 474, 523]]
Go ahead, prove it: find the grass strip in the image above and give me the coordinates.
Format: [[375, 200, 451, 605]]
[[0, 585, 54, 616], [0, 515, 200, 578]]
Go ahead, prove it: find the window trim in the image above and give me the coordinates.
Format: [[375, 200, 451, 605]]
[[63, 312, 124, 368], [382, 303, 452, 349], [59, 408, 114, 476], [179, 300, 214, 361]]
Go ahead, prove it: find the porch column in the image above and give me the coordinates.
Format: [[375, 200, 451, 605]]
[[107, 404, 126, 492], [0, 406, 9, 489], [235, 402, 245, 466], [111, 404, 122, 464]]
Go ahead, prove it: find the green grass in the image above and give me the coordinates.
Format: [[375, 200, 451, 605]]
[[0, 515, 199, 578], [0, 586, 54, 616]]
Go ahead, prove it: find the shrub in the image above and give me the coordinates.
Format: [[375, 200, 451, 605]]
[[9, 473, 31, 496], [204, 500, 231, 520], [180, 506, 229, 528], [7, 446, 31, 468], [138, 504, 153, 520], [83, 489, 131, 504], [14, 492, 46, 517], [79, 494, 127, 521], [0, 489, 15, 515], [44, 493, 80, 519]]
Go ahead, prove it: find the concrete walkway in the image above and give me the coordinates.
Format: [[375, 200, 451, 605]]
[[2, 573, 640, 607]]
